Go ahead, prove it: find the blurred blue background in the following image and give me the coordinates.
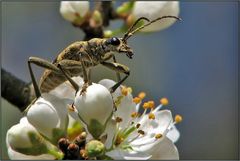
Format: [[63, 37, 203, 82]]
[[1, 1, 238, 159]]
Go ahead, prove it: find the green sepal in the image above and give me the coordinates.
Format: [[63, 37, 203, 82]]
[[88, 119, 105, 139], [51, 128, 66, 145], [14, 132, 48, 155]]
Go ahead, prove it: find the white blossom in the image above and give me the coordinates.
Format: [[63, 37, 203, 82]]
[[6, 77, 181, 160], [74, 83, 114, 138], [131, 1, 180, 32], [6, 117, 58, 159], [99, 80, 180, 160], [60, 1, 89, 24], [27, 93, 69, 143]]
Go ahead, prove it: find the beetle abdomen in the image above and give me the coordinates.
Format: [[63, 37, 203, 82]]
[[39, 68, 82, 93]]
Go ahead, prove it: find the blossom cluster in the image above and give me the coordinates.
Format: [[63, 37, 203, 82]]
[[6, 77, 182, 160], [59, 1, 180, 36]]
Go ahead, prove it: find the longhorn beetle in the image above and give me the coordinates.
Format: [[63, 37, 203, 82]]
[[28, 16, 181, 99]]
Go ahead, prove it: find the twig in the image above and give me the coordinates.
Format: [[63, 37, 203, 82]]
[[1, 68, 35, 112]]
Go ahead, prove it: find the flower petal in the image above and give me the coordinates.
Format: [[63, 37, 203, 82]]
[[106, 149, 151, 160], [130, 110, 173, 148], [132, 1, 180, 32], [7, 117, 37, 149], [98, 79, 122, 100], [60, 1, 89, 22], [149, 137, 179, 160], [50, 76, 83, 100], [8, 147, 55, 160], [27, 94, 68, 140], [166, 125, 180, 143], [102, 119, 117, 149]]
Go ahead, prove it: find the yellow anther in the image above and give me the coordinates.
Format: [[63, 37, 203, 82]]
[[138, 130, 145, 135], [115, 135, 124, 146], [148, 101, 155, 108], [148, 113, 155, 120], [138, 92, 146, 100], [133, 97, 141, 104], [175, 114, 183, 123], [127, 87, 132, 93], [155, 133, 163, 139], [136, 123, 141, 129], [116, 117, 123, 123], [160, 97, 169, 106], [143, 102, 150, 109], [68, 104, 75, 112], [131, 112, 138, 118], [121, 87, 128, 96]]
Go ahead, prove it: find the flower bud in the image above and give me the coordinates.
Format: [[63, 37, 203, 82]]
[[131, 1, 180, 32], [27, 94, 68, 144], [60, 1, 89, 25], [7, 117, 49, 155], [86, 140, 105, 157], [74, 83, 113, 138]]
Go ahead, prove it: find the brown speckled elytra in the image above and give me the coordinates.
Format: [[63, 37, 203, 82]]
[[28, 16, 181, 97]]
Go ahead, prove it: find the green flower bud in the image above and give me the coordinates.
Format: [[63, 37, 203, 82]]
[[86, 140, 105, 157]]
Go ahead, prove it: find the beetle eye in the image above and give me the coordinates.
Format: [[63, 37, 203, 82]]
[[107, 37, 120, 46]]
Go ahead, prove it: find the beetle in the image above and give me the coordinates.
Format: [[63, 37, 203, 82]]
[[28, 16, 181, 98]]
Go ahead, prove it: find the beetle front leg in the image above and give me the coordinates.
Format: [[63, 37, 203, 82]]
[[101, 61, 130, 93]]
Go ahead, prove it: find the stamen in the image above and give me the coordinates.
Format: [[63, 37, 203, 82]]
[[175, 114, 183, 123], [127, 87, 132, 93], [136, 123, 141, 129], [131, 112, 139, 118], [116, 117, 123, 123], [67, 104, 75, 112], [138, 92, 146, 99], [143, 102, 150, 109], [160, 97, 169, 106], [155, 133, 163, 139], [115, 135, 124, 146], [148, 113, 155, 120], [133, 97, 141, 104], [148, 101, 155, 109], [138, 130, 145, 135], [121, 87, 128, 96]]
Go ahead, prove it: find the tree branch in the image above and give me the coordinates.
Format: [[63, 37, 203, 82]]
[[1, 68, 35, 112]]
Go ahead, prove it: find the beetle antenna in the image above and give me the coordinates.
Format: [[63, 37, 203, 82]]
[[124, 16, 182, 40], [123, 17, 150, 41]]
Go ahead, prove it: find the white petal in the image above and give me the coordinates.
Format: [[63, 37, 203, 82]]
[[166, 125, 180, 143], [130, 110, 173, 152], [50, 76, 83, 100], [132, 1, 180, 32], [103, 119, 117, 149], [7, 117, 37, 149], [115, 94, 137, 129], [98, 79, 122, 100], [106, 149, 151, 160], [27, 94, 68, 139], [60, 1, 89, 22], [149, 137, 179, 160], [75, 83, 113, 126], [99, 79, 137, 129], [8, 147, 55, 160]]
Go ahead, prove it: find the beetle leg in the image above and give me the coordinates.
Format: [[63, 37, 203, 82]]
[[112, 55, 121, 82], [28, 57, 62, 98], [101, 61, 130, 93], [57, 58, 90, 95]]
